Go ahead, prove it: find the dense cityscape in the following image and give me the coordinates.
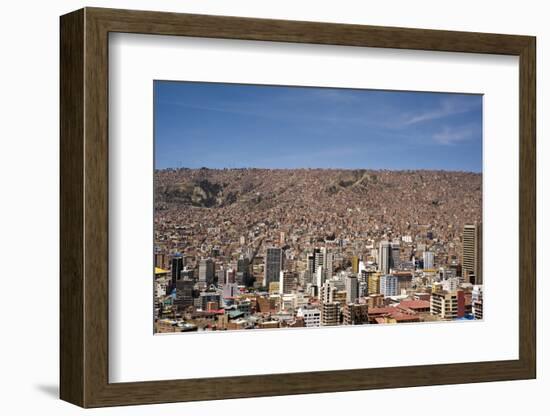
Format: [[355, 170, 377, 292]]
[[153, 168, 483, 333]]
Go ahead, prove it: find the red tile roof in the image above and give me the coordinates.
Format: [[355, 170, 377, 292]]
[[398, 300, 430, 310], [368, 307, 395, 315], [391, 313, 421, 322]]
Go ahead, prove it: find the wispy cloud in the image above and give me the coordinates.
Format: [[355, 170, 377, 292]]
[[305, 89, 362, 104], [432, 125, 478, 145], [401, 96, 480, 126]]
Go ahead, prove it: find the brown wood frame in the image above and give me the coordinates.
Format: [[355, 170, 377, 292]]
[[60, 7, 536, 408]]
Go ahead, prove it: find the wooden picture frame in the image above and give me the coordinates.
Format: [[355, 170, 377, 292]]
[[60, 7, 536, 408]]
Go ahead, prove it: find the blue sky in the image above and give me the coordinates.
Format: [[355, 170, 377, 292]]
[[154, 81, 482, 172]]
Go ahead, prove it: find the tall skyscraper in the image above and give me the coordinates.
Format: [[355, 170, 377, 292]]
[[171, 255, 184, 285], [217, 268, 226, 286], [368, 272, 381, 295], [391, 241, 401, 269], [237, 256, 250, 285], [307, 253, 315, 275], [174, 278, 194, 310], [379, 241, 391, 274], [462, 223, 482, 285], [320, 280, 337, 304], [423, 250, 435, 270], [358, 260, 366, 275], [226, 268, 236, 284], [380, 274, 398, 297], [264, 247, 283, 287], [351, 256, 359, 274], [345, 274, 359, 304], [314, 250, 324, 274], [308, 247, 332, 283], [322, 247, 333, 278], [315, 266, 326, 288], [198, 258, 215, 285]]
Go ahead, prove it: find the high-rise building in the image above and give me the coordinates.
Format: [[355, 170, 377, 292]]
[[171, 255, 184, 284], [430, 290, 465, 319], [174, 279, 194, 310], [314, 250, 324, 274], [225, 268, 235, 284], [198, 258, 215, 285], [343, 303, 369, 325], [462, 223, 482, 285], [423, 251, 435, 270], [279, 270, 296, 295], [358, 260, 366, 275], [237, 257, 249, 275], [323, 248, 333, 278], [237, 256, 250, 285], [264, 247, 283, 287], [321, 302, 340, 326], [359, 281, 369, 297], [380, 274, 398, 297], [359, 269, 369, 283], [379, 241, 391, 274], [307, 252, 316, 274], [391, 242, 401, 269], [320, 280, 337, 304], [472, 285, 483, 320], [315, 266, 327, 288], [351, 256, 360, 274], [368, 272, 381, 295], [345, 274, 359, 304], [217, 268, 226, 286]]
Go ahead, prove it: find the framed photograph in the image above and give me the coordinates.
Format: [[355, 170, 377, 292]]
[[60, 7, 536, 408]]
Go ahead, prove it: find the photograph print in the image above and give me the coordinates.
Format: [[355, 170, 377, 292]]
[[153, 81, 483, 334]]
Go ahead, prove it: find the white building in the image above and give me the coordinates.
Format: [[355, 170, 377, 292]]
[[442, 277, 460, 292], [297, 307, 321, 327], [315, 265, 325, 288], [472, 285, 483, 319], [358, 260, 366, 275]]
